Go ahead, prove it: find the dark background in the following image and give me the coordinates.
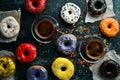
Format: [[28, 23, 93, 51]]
[[0, 0, 120, 80]]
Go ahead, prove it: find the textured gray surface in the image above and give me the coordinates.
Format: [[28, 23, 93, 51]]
[[0, 0, 120, 80]]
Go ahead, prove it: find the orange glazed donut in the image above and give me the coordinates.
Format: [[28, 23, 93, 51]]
[[99, 18, 119, 37]]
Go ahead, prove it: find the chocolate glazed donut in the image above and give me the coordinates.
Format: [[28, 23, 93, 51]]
[[87, 0, 107, 16], [99, 60, 120, 78]]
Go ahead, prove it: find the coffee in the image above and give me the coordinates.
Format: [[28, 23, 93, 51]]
[[35, 19, 55, 39], [86, 40, 104, 59]]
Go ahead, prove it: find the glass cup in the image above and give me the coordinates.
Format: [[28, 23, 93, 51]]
[[79, 36, 106, 63], [31, 15, 59, 44]]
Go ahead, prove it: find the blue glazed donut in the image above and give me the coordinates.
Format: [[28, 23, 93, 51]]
[[27, 65, 48, 80], [57, 34, 77, 55]]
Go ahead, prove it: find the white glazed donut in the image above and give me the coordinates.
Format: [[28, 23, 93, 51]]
[[61, 3, 81, 24], [0, 16, 20, 38]]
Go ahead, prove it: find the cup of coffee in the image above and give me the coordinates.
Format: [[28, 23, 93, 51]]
[[31, 15, 59, 43], [35, 19, 55, 39], [86, 39, 105, 60], [79, 36, 106, 63]]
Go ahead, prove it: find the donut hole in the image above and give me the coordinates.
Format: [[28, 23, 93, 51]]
[[7, 25, 11, 29], [24, 51, 29, 56], [61, 67, 66, 71], [64, 41, 71, 46], [68, 11, 72, 14], [32, 2, 38, 7], [108, 25, 111, 28], [3, 64, 7, 69], [35, 72, 40, 77], [95, 1, 103, 9], [105, 64, 115, 73]]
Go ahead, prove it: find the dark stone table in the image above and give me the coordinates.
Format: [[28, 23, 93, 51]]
[[0, 0, 120, 80]]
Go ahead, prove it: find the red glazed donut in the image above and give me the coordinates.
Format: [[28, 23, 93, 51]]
[[25, 0, 46, 14], [15, 43, 37, 63]]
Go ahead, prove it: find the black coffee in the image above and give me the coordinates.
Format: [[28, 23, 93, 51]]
[[86, 40, 104, 59], [35, 19, 55, 39]]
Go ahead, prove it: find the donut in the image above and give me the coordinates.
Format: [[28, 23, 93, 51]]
[[15, 43, 37, 63], [61, 3, 81, 24], [27, 65, 48, 80], [0, 16, 20, 38], [99, 18, 119, 37], [52, 57, 74, 80], [99, 60, 120, 78], [25, 0, 46, 14], [57, 34, 77, 55], [0, 50, 16, 80], [0, 57, 16, 77], [87, 0, 107, 16]]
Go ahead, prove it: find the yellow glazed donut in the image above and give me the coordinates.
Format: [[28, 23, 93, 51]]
[[0, 57, 15, 77], [52, 57, 74, 80]]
